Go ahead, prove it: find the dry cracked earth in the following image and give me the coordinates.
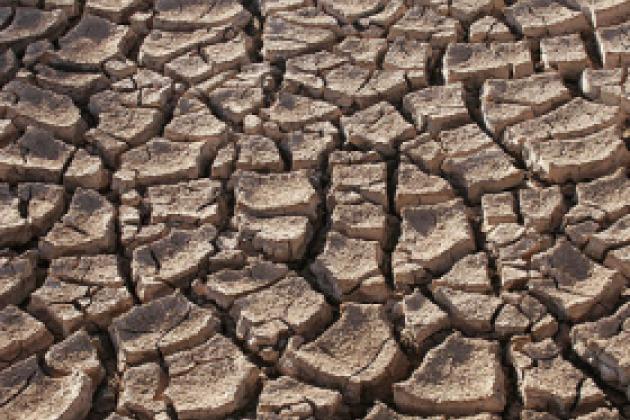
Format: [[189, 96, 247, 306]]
[[1, 0, 630, 419]]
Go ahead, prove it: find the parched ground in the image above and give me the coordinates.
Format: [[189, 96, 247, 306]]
[[0, 0, 629, 419]]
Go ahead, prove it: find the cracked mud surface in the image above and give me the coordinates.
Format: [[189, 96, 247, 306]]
[[0, 0, 629, 419]]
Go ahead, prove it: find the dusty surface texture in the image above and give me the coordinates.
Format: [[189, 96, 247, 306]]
[[0, 1, 628, 419]]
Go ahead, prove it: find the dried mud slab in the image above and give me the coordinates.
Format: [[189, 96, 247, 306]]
[[164, 97, 228, 146], [262, 93, 341, 132], [283, 52, 344, 99], [1, 0, 630, 416], [193, 259, 289, 309], [529, 240, 625, 321], [354, 0, 407, 33], [257, 376, 344, 419], [165, 35, 252, 84], [108, 293, 220, 370], [0, 356, 93, 419], [504, 0, 588, 38], [116, 361, 168, 419], [518, 186, 566, 233], [3, 80, 87, 144], [311, 231, 388, 302], [496, 293, 555, 339], [365, 402, 502, 419], [509, 337, 607, 417], [540, 34, 590, 79], [0, 305, 53, 369], [232, 214, 315, 263], [234, 170, 319, 262], [0, 127, 75, 183], [144, 179, 227, 228], [39, 188, 116, 259], [432, 286, 502, 333], [485, 223, 554, 275], [235, 134, 284, 172], [383, 37, 432, 89], [443, 41, 534, 86], [84, 0, 145, 23], [164, 334, 260, 419], [282, 122, 339, 170], [394, 290, 450, 350], [595, 21, 630, 69], [112, 138, 211, 193], [229, 275, 332, 361], [389, 6, 462, 48], [262, 9, 338, 62], [0, 251, 37, 309], [524, 126, 630, 184], [502, 98, 623, 155], [64, 149, 110, 191], [571, 302, 630, 397], [580, 68, 630, 113], [569, 168, 630, 224], [280, 303, 408, 403], [393, 199, 475, 290], [27, 255, 133, 336], [319, 0, 386, 24], [442, 144, 524, 203], [323, 65, 407, 109], [403, 83, 471, 134], [320, 153, 391, 300], [394, 332, 506, 416], [437, 123, 496, 159], [469, 16, 515, 43], [45, 14, 136, 71], [205, 66, 275, 125], [131, 224, 216, 302], [255, 0, 313, 17], [435, 0, 506, 25], [0, 8, 67, 52], [481, 73, 572, 137], [44, 329, 105, 391], [87, 105, 163, 165], [481, 192, 517, 232], [334, 36, 387, 69], [395, 162, 455, 212], [138, 28, 232, 72], [153, 0, 251, 31], [432, 252, 493, 293], [604, 244, 630, 278], [34, 64, 110, 104], [325, 153, 389, 248], [327, 153, 388, 211], [341, 102, 415, 157], [0, 183, 64, 247], [574, 0, 630, 28], [398, 123, 494, 176]]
